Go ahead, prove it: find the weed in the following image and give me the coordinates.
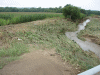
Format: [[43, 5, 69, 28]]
[[0, 42, 29, 57]]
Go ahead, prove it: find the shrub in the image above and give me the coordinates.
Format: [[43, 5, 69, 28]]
[[63, 4, 81, 21], [80, 13, 86, 19]]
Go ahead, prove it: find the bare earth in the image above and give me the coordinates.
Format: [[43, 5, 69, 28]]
[[0, 48, 78, 75]]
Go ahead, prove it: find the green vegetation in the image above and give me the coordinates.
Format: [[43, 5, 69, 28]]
[[0, 42, 29, 69], [0, 6, 100, 16], [77, 17, 100, 45], [63, 4, 80, 20], [63, 4, 86, 21], [0, 14, 14, 20], [0, 7, 63, 13], [0, 42, 29, 57], [0, 12, 63, 26]]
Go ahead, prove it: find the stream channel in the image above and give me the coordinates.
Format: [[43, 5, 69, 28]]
[[65, 19, 100, 58]]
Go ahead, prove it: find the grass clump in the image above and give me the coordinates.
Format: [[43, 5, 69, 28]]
[[0, 42, 29, 57], [0, 42, 29, 69]]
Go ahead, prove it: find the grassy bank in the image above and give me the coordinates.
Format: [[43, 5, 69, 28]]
[[28, 18, 100, 72], [77, 17, 100, 45], [0, 42, 29, 69], [0, 12, 63, 26], [0, 16, 100, 72]]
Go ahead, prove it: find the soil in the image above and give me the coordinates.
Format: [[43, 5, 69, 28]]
[[0, 48, 79, 75], [82, 34, 100, 45]]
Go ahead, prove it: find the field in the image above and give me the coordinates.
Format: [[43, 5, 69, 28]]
[[0, 12, 100, 73], [0, 12, 64, 26]]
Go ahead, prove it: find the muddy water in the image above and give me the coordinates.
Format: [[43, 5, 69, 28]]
[[65, 19, 100, 58]]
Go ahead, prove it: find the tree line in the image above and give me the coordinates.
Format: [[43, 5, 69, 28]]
[[0, 6, 100, 15], [0, 7, 62, 13]]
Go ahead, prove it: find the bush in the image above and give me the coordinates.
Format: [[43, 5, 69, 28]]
[[80, 13, 86, 19], [63, 4, 81, 21]]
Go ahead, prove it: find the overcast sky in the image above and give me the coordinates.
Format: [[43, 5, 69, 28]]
[[0, 0, 100, 11]]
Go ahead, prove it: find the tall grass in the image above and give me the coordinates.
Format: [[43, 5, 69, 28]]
[[0, 14, 14, 20], [10, 14, 46, 24], [0, 12, 63, 26]]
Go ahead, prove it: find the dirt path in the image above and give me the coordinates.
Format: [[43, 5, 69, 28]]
[[0, 48, 78, 75]]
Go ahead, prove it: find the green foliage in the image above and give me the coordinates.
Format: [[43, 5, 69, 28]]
[[80, 13, 86, 19], [0, 19, 6, 26], [90, 14, 95, 17], [86, 10, 100, 16], [0, 6, 100, 15], [0, 13, 63, 26], [0, 7, 63, 13], [80, 9, 87, 14], [0, 14, 14, 20], [63, 4, 81, 21], [10, 14, 46, 24]]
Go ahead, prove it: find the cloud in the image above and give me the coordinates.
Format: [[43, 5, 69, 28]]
[[0, 0, 100, 11], [0, 0, 21, 7]]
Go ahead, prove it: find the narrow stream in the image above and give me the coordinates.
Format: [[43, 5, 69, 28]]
[[65, 19, 100, 58]]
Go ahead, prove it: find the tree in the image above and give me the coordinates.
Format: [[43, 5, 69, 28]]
[[63, 4, 81, 21], [80, 9, 86, 14]]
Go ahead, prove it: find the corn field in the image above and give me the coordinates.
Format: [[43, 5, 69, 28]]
[[0, 12, 63, 26]]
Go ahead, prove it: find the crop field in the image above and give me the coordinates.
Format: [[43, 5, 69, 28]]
[[0, 12, 64, 26]]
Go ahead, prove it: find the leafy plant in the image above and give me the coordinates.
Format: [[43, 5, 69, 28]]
[[63, 4, 86, 21]]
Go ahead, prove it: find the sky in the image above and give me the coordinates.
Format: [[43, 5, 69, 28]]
[[0, 0, 100, 11]]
